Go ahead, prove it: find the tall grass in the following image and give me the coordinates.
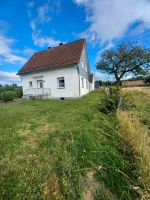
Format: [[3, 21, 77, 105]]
[[0, 90, 139, 199], [117, 111, 150, 199]]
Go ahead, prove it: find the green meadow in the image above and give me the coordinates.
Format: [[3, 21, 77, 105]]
[[0, 90, 141, 199]]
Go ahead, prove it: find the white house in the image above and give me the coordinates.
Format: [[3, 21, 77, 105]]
[[18, 38, 94, 99]]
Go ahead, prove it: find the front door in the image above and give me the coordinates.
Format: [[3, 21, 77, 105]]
[[37, 80, 44, 95]]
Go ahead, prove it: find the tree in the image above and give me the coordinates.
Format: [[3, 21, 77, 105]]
[[96, 43, 150, 84]]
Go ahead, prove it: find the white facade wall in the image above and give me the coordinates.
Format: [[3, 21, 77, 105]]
[[90, 82, 94, 91], [21, 65, 80, 99], [77, 45, 91, 96], [80, 75, 90, 96]]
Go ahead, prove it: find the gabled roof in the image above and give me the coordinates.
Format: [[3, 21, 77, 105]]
[[18, 38, 86, 75]]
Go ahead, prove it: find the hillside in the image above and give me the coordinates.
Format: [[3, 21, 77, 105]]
[[0, 90, 146, 199]]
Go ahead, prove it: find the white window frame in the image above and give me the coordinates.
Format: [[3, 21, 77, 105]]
[[57, 77, 65, 89], [81, 77, 84, 88]]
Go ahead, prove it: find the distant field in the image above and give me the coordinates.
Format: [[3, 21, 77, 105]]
[[0, 90, 144, 200]]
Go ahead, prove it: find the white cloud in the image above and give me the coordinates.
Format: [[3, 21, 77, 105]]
[[38, 3, 51, 23], [0, 35, 27, 64], [94, 72, 105, 80], [0, 71, 20, 85], [28, 2, 63, 48], [94, 71, 113, 81], [74, 0, 150, 44], [30, 19, 37, 31], [32, 33, 62, 47]]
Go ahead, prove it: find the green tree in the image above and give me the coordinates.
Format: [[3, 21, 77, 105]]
[[96, 43, 150, 84]]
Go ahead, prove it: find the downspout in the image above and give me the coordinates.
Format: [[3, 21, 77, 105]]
[[76, 64, 81, 98]]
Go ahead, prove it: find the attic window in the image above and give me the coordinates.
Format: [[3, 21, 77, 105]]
[[29, 81, 32, 87], [57, 77, 65, 88]]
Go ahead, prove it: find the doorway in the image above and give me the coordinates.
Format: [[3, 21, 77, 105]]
[[37, 80, 44, 95]]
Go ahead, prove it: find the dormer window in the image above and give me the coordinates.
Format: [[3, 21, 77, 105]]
[[29, 81, 32, 87]]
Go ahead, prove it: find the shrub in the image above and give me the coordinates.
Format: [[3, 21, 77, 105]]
[[14, 88, 23, 98], [1, 91, 16, 102], [0, 92, 3, 100], [100, 86, 135, 115], [100, 86, 122, 114]]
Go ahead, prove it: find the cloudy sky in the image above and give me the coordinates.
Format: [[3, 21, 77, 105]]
[[0, 0, 150, 84]]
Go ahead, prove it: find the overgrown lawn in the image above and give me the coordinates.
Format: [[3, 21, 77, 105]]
[[0, 90, 139, 199]]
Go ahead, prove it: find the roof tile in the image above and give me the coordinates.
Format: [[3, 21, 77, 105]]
[[18, 38, 85, 74]]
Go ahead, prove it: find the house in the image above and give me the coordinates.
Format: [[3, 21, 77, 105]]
[[18, 38, 94, 99], [121, 78, 149, 87]]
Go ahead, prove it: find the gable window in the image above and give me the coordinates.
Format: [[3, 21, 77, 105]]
[[58, 77, 65, 88], [29, 81, 32, 87], [81, 77, 84, 88]]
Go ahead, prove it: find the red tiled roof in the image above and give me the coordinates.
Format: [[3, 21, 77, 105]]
[[18, 38, 85, 75]]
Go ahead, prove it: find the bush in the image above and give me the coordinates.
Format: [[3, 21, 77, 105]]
[[100, 86, 135, 115], [14, 88, 23, 98], [100, 86, 121, 114], [0, 93, 2, 100], [1, 91, 16, 102]]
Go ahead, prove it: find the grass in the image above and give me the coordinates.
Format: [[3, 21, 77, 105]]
[[0, 90, 140, 199], [118, 87, 150, 199], [118, 111, 150, 198], [122, 87, 150, 129]]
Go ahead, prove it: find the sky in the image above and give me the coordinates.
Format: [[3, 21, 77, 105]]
[[0, 0, 150, 85]]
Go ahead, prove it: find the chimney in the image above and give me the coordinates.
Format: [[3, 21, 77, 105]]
[[59, 42, 63, 46]]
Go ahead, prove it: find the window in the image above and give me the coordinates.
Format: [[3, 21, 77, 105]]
[[29, 81, 32, 87], [58, 77, 65, 88], [86, 80, 88, 89], [81, 77, 84, 88]]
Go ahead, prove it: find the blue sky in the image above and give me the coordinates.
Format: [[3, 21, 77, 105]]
[[0, 0, 150, 84]]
